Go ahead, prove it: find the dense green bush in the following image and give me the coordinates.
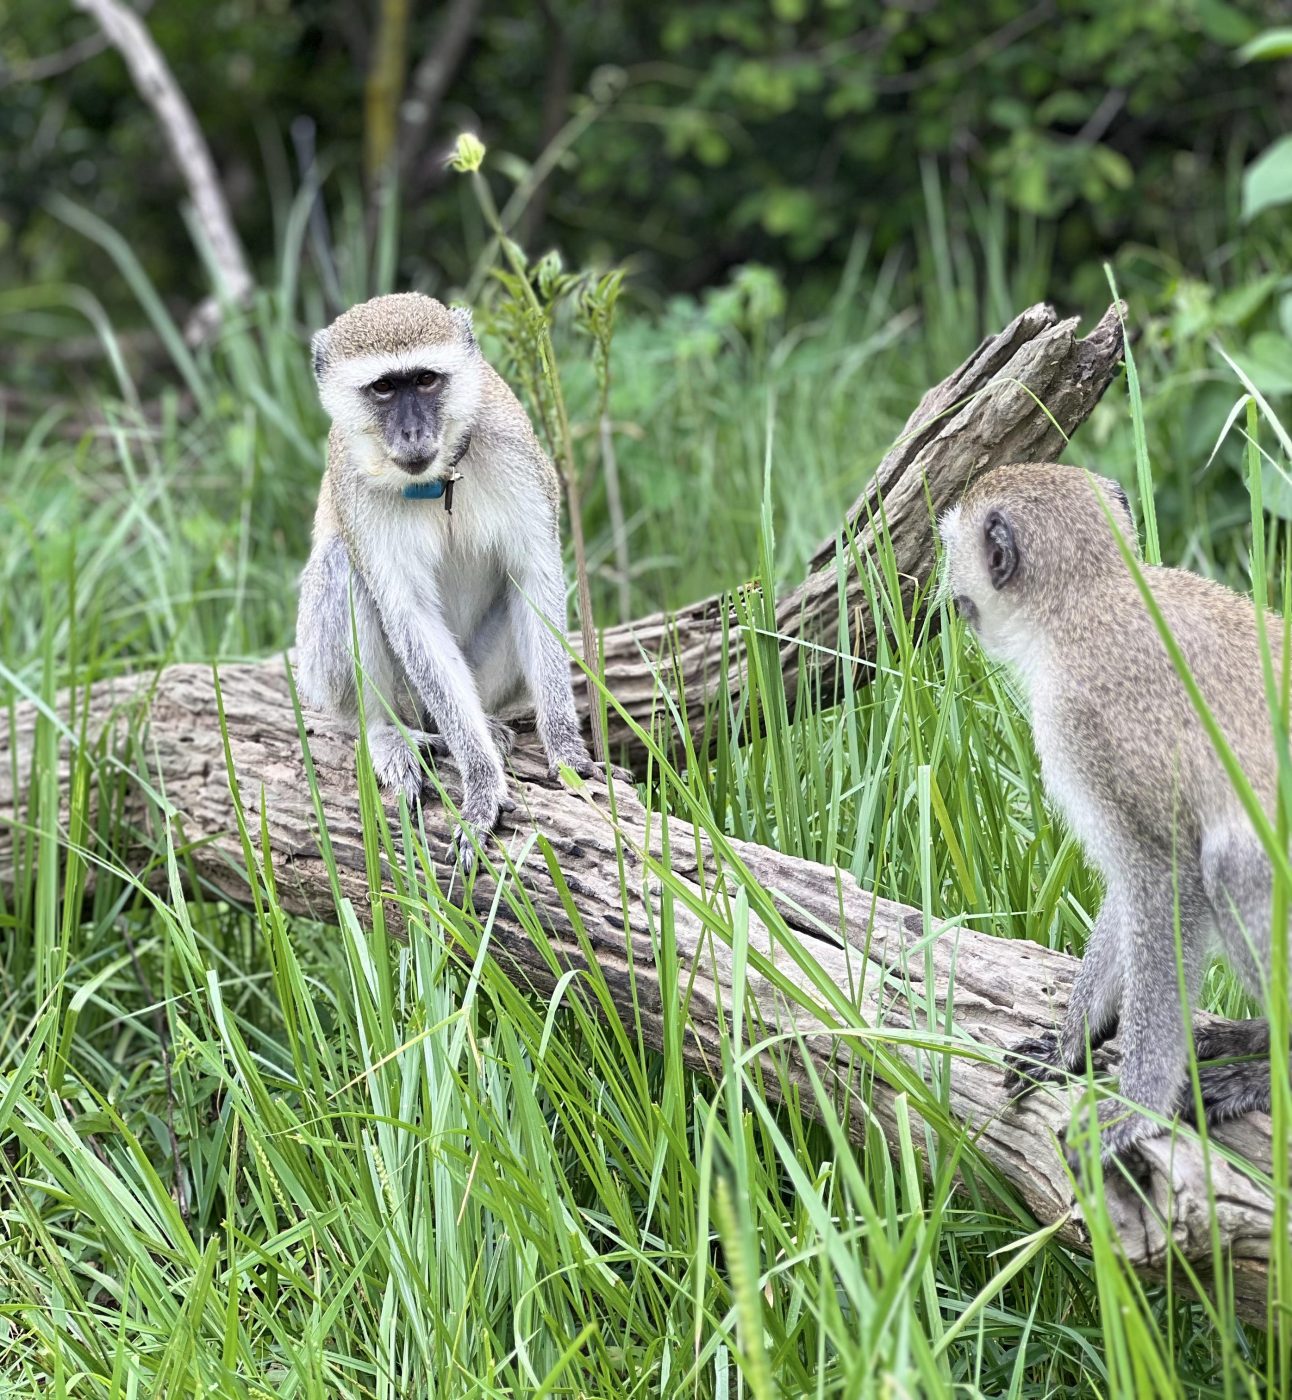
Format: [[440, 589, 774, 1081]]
[[4, 0, 1289, 319]]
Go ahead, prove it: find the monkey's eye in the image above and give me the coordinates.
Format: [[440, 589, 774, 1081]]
[[415, 370, 442, 391], [370, 378, 395, 398]]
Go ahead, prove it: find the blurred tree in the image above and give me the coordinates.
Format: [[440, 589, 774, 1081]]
[[1, 0, 1289, 326]]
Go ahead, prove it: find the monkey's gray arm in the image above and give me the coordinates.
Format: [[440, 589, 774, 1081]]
[[508, 529, 594, 777], [297, 535, 445, 808], [364, 563, 511, 835]]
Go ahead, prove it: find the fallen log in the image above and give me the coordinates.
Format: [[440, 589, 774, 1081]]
[[0, 662, 1281, 1326], [3, 302, 1283, 1325]]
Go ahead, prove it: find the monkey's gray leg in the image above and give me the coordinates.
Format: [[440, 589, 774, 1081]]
[[296, 535, 360, 718], [1066, 868, 1209, 1170], [1201, 825, 1274, 999], [408, 594, 518, 761], [509, 552, 598, 780], [370, 582, 513, 867], [466, 592, 524, 713], [1003, 889, 1127, 1098], [1191, 828, 1286, 1127]]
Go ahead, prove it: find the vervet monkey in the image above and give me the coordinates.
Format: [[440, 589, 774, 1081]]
[[296, 292, 599, 861], [940, 461, 1288, 1165]]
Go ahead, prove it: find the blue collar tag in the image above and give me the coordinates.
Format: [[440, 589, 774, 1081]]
[[402, 479, 447, 501]]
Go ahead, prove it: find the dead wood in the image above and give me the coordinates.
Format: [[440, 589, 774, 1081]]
[[0, 658, 1280, 1327], [591, 301, 1126, 767], [74, 0, 253, 343]]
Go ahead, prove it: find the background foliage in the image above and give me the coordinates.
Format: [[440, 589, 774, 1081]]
[[4, 0, 1292, 317]]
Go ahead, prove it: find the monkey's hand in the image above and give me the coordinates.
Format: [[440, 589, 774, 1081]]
[[1002, 1032, 1074, 1099], [1063, 1100, 1158, 1181], [446, 770, 517, 874]]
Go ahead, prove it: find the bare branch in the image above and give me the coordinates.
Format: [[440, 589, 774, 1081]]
[[0, 662, 1278, 1326], [72, 0, 253, 335], [588, 301, 1126, 767]]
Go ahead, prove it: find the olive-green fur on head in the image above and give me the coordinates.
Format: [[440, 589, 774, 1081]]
[[311, 292, 482, 457], [312, 293, 475, 381]]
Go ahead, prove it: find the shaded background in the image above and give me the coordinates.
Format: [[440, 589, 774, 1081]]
[[5, 1, 1291, 323], [4, 10, 1292, 1393]]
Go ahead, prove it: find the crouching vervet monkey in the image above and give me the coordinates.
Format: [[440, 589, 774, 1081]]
[[295, 292, 611, 867]]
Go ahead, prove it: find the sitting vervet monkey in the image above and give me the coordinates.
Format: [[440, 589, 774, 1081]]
[[296, 292, 600, 861], [940, 461, 1288, 1166]]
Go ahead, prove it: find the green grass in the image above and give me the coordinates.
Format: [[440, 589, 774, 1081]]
[[1, 210, 1291, 1394]]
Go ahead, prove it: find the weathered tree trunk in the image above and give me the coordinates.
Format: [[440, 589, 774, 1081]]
[[0, 662, 1280, 1326], [397, 0, 485, 187], [592, 301, 1126, 767], [4, 303, 1283, 1325]]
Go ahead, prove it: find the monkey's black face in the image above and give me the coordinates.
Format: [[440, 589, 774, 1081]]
[[368, 370, 446, 473]]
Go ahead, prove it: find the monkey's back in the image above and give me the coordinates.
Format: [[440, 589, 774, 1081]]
[[1038, 564, 1282, 858]]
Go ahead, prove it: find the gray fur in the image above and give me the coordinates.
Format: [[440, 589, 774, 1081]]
[[296, 292, 596, 867], [943, 462, 1288, 1167]]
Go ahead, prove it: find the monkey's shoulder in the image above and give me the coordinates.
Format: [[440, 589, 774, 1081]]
[[474, 362, 561, 507]]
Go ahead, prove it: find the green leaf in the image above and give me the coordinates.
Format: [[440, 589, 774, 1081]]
[[1228, 332, 1292, 395], [1238, 27, 1292, 61], [1243, 135, 1292, 221], [1195, 0, 1255, 45], [1260, 459, 1292, 521]]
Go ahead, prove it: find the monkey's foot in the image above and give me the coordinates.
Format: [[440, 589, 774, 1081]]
[[547, 745, 633, 786], [407, 717, 517, 762], [1193, 1018, 1271, 1064], [1063, 1101, 1157, 1182], [1181, 1057, 1278, 1128], [368, 728, 427, 810], [489, 718, 518, 757], [1003, 1033, 1073, 1099]]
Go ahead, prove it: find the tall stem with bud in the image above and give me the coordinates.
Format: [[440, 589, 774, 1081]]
[[450, 134, 607, 765]]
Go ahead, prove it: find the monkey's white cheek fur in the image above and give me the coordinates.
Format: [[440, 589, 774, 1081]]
[[935, 505, 963, 607]]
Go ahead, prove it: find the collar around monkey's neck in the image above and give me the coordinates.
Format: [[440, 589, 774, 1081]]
[[402, 431, 471, 509]]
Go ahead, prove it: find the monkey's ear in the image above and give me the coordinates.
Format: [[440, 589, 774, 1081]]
[[983, 510, 1019, 590], [310, 329, 330, 382], [451, 305, 477, 349]]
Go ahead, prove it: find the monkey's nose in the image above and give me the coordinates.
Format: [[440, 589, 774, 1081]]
[[954, 594, 979, 627]]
